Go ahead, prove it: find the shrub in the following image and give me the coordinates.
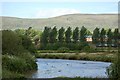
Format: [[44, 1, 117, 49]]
[[2, 30, 25, 55], [2, 55, 37, 73], [2, 69, 25, 78], [68, 55, 78, 60], [57, 47, 70, 53], [2, 30, 37, 78], [20, 35, 36, 53], [107, 55, 120, 80], [2, 55, 27, 73], [82, 46, 95, 53]]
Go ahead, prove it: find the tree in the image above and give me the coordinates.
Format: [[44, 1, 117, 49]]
[[58, 27, 65, 43], [100, 28, 106, 46], [73, 27, 79, 43], [65, 27, 72, 43], [113, 28, 119, 47], [25, 27, 32, 36], [86, 30, 92, 35], [40, 27, 51, 49], [14, 29, 26, 36], [92, 27, 100, 45], [107, 28, 120, 79], [21, 35, 36, 53], [80, 26, 87, 42], [41, 27, 51, 44], [107, 29, 113, 46], [49, 26, 57, 43], [2, 30, 24, 55]]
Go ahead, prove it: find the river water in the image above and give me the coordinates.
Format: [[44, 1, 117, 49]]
[[31, 58, 111, 78]]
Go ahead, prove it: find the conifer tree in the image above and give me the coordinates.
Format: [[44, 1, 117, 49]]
[[49, 26, 57, 43], [92, 27, 100, 45], [100, 28, 106, 46], [107, 29, 113, 46], [65, 27, 72, 43], [73, 27, 79, 43], [58, 27, 65, 43], [80, 26, 87, 42]]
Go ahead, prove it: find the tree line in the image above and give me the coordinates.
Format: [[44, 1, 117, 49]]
[[40, 26, 119, 50], [92, 27, 119, 47]]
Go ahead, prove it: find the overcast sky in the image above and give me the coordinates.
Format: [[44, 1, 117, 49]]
[[1, 1, 119, 18]]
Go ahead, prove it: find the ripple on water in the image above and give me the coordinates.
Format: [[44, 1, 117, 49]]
[[31, 58, 111, 78]]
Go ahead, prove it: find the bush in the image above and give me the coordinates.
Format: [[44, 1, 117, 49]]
[[2, 30, 25, 55], [2, 69, 25, 78], [107, 56, 120, 80], [82, 46, 95, 53], [45, 43, 58, 50], [66, 43, 81, 50], [2, 55, 26, 73], [20, 35, 36, 53], [107, 63, 116, 79], [2, 30, 37, 78], [68, 55, 78, 60], [57, 47, 70, 53], [2, 55, 37, 73]]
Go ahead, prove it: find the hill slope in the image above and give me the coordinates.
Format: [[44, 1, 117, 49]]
[[1, 14, 118, 31]]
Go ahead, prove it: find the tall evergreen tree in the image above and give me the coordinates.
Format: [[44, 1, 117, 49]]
[[58, 27, 65, 43], [65, 27, 72, 43], [107, 29, 113, 46], [49, 26, 57, 43], [100, 28, 106, 46], [73, 27, 79, 43], [113, 28, 119, 46], [80, 26, 87, 42], [92, 27, 100, 45], [40, 27, 51, 45]]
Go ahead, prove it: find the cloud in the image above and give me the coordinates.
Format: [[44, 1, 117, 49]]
[[35, 8, 80, 18]]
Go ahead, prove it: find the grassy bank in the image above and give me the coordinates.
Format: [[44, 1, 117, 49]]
[[37, 50, 82, 53], [2, 54, 37, 78], [35, 52, 116, 62], [37, 49, 118, 53]]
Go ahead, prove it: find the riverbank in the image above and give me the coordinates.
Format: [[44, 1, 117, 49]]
[[35, 52, 116, 62], [2, 54, 37, 78]]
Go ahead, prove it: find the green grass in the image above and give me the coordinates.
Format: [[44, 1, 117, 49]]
[[35, 52, 116, 62], [37, 50, 82, 53], [2, 54, 37, 78], [2, 69, 24, 78]]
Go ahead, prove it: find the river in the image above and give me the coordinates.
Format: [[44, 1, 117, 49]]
[[30, 58, 111, 78]]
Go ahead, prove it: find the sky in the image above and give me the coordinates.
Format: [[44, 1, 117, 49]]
[[1, 1, 119, 18]]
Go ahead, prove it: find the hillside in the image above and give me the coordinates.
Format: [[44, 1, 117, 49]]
[[1, 14, 118, 31]]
